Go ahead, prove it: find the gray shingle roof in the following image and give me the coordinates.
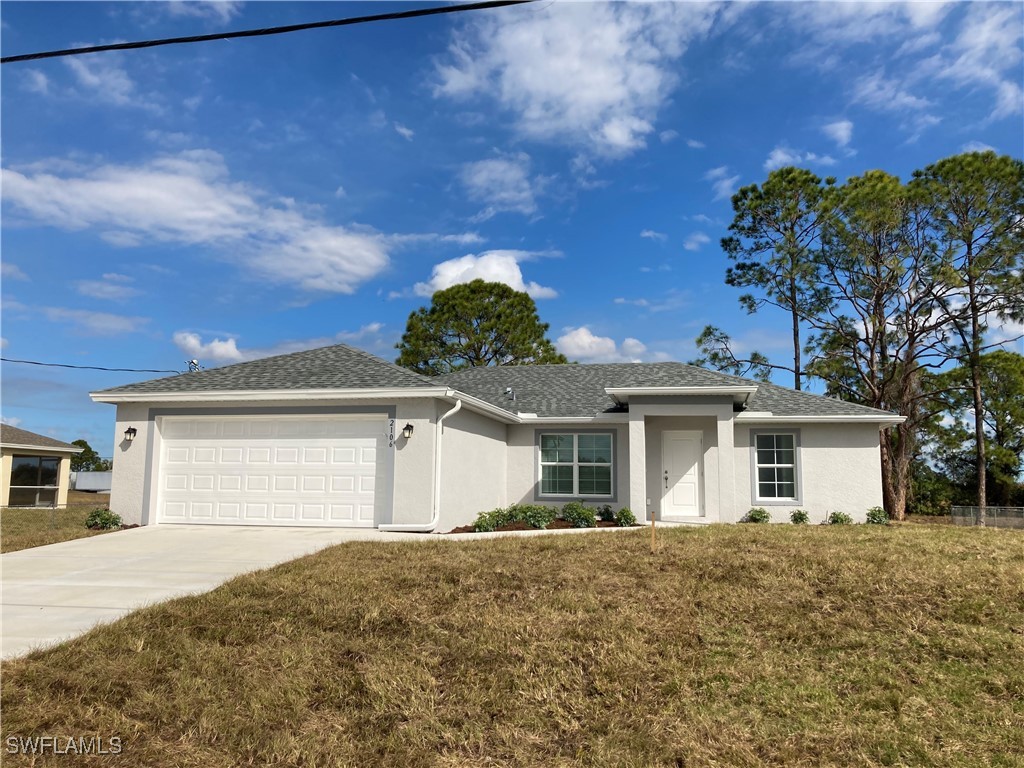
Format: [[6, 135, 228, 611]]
[[95, 344, 437, 395], [440, 362, 897, 419], [93, 343, 896, 420], [0, 425, 81, 452]]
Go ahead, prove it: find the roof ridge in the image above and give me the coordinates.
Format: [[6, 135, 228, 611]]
[[338, 343, 437, 385]]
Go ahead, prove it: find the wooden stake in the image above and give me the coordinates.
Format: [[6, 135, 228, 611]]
[[650, 510, 656, 553]]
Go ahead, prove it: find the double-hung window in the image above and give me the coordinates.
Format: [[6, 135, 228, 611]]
[[539, 433, 613, 497], [753, 432, 799, 502]]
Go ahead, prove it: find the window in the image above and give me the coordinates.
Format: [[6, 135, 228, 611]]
[[754, 433, 798, 501], [8, 455, 60, 507], [539, 433, 613, 497]]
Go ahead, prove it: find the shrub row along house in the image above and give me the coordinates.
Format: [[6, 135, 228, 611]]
[[90, 344, 903, 531]]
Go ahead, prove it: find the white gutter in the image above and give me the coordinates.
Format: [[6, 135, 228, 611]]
[[379, 398, 463, 533], [0, 443, 84, 453], [605, 385, 758, 406], [735, 414, 906, 426]]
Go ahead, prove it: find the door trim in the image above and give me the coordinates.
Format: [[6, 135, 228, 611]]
[[661, 430, 703, 519]]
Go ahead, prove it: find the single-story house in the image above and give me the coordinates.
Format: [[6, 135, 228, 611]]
[[1, 425, 83, 508], [90, 343, 903, 531]]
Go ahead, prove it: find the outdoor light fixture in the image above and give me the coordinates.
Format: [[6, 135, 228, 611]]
[[124, 427, 138, 443], [401, 423, 415, 439]]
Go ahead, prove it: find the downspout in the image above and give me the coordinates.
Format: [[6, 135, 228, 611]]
[[379, 398, 462, 533]]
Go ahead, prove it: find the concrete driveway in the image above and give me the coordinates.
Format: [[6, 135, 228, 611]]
[[1, 525, 425, 660]]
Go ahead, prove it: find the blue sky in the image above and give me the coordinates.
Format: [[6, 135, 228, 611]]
[[2, 0, 1022, 455]]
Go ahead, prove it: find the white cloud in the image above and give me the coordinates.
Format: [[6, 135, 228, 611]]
[[41, 307, 149, 336], [434, 2, 722, 157], [75, 273, 142, 301], [172, 323, 388, 366], [763, 146, 837, 171], [0, 416, 22, 427], [411, 250, 557, 299], [659, 129, 679, 143], [22, 69, 49, 95], [822, 119, 853, 148], [851, 70, 933, 113], [1, 263, 29, 280], [640, 229, 667, 242], [460, 153, 540, 218], [2, 150, 391, 294], [164, 1, 244, 23], [557, 326, 648, 363], [334, 185, 347, 198], [393, 122, 414, 141], [686, 138, 706, 149], [961, 140, 996, 153], [65, 50, 153, 110], [0, 338, 8, 350], [704, 166, 740, 201], [684, 232, 710, 251]]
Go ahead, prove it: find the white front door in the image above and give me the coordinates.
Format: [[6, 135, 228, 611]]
[[662, 430, 703, 518]]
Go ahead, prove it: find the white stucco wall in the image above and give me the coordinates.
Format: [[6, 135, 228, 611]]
[[505, 423, 631, 513], [734, 423, 884, 523], [437, 407, 508, 531], [106, 398, 440, 527]]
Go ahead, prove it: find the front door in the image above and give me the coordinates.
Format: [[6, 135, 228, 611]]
[[662, 431, 702, 518]]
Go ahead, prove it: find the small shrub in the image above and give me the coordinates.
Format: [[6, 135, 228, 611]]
[[790, 509, 809, 525], [743, 507, 771, 524], [511, 504, 558, 529], [85, 508, 122, 530], [826, 510, 853, 525], [561, 501, 597, 528], [473, 507, 512, 533], [597, 504, 616, 523], [615, 507, 637, 527], [865, 506, 890, 525]]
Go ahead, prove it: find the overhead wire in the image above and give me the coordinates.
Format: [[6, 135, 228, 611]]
[[1, 357, 181, 374], [0, 0, 539, 64]]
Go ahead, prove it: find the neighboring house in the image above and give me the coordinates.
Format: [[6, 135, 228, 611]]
[[90, 343, 903, 531], [0, 425, 83, 508]]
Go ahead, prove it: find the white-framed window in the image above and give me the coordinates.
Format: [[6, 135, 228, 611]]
[[753, 432, 799, 501], [539, 432, 613, 497]]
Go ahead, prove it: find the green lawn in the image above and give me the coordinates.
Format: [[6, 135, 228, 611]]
[[2, 524, 1022, 767], [1, 494, 114, 553]]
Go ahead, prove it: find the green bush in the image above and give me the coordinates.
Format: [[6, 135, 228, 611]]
[[473, 507, 512, 533], [615, 507, 637, 527], [597, 504, 616, 523], [85, 508, 122, 530], [561, 501, 597, 528], [510, 504, 558, 529], [743, 507, 771, 524], [790, 509, 809, 525], [865, 506, 890, 525], [826, 511, 853, 526]]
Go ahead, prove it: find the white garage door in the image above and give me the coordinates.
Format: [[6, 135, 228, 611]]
[[156, 415, 388, 527]]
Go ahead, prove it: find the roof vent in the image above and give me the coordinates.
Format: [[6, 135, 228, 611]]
[[504, 387, 516, 401]]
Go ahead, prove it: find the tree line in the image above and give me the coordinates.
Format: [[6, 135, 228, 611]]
[[694, 151, 1023, 523]]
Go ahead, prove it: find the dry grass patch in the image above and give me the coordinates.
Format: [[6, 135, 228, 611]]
[[1, 497, 113, 553], [3, 525, 1023, 767]]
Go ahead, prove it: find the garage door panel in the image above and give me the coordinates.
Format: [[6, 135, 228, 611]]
[[158, 416, 386, 527]]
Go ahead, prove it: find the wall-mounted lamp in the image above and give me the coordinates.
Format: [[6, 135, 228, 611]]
[[124, 426, 138, 443], [401, 423, 415, 440]]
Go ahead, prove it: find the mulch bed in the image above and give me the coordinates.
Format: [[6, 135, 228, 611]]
[[448, 520, 625, 534]]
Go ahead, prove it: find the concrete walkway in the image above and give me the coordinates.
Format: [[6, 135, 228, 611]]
[[1, 525, 427, 660]]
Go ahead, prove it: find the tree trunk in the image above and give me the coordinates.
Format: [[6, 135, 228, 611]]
[[880, 425, 912, 521], [790, 279, 801, 391], [968, 270, 987, 527]]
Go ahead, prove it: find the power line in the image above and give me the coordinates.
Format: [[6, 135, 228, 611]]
[[1, 357, 181, 374], [0, 0, 538, 64]]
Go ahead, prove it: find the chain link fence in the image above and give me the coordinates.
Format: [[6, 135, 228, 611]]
[[950, 506, 1024, 529]]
